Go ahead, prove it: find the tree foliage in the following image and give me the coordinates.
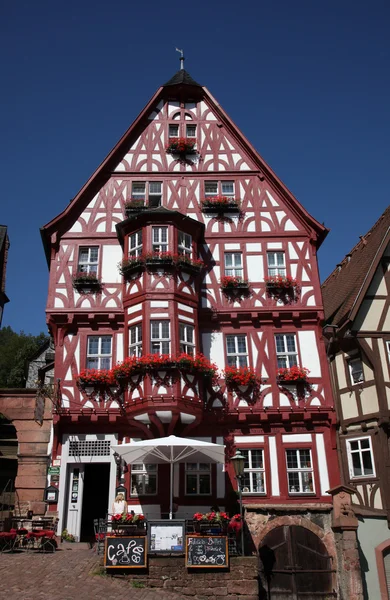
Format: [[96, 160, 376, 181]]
[[0, 326, 49, 388]]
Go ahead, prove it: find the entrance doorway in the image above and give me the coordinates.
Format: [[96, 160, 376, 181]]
[[259, 525, 335, 600], [80, 463, 110, 542]]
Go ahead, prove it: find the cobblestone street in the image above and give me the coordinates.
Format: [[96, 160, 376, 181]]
[[0, 545, 181, 600]]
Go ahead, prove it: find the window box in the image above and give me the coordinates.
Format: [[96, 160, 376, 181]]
[[277, 366, 310, 384], [201, 197, 241, 214], [144, 251, 175, 271], [223, 365, 261, 393], [165, 137, 197, 156], [192, 511, 229, 534], [176, 256, 205, 275], [124, 198, 150, 217], [221, 276, 251, 297], [265, 275, 298, 290], [72, 272, 102, 293], [118, 257, 145, 278], [76, 368, 115, 393]]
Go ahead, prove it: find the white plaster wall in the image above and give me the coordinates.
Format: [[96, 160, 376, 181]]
[[360, 386, 379, 414], [202, 332, 225, 371], [315, 433, 330, 496], [341, 391, 359, 419], [116, 333, 124, 363], [297, 331, 321, 377], [268, 436, 280, 496], [354, 299, 386, 331], [247, 255, 264, 282], [356, 516, 390, 600], [102, 245, 122, 284], [335, 353, 347, 389]]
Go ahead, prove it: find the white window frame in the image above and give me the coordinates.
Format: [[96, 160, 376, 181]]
[[286, 449, 315, 494], [267, 252, 286, 277], [186, 124, 196, 138], [179, 323, 195, 356], [169, 124, 179, 138], [131, 182, 146, 201], [86, 336, 112, 370], [148, 182, 162, 208], [185, 463, 211, 495], [347, 436, 375, 479], [224, 252, 243, 278], [178, 231, 192, 258], [240, 449, 266, 494], [275, 334, 299, 369], [226, 335, 248, 368], [150, 321, 170, 354], [129, 324, 142, 357], [205, 180, 235, 197], [348, 357, 364, 385], [131, 463, 158, 496], [152, 226, 168, 253], [129, 230, 143, 257], [77, 247, 99, 274]]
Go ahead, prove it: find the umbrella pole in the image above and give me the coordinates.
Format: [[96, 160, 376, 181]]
[[169, 461, 174, 520]]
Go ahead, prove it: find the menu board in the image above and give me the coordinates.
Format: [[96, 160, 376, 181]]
[[186, 536, 228, 568], [104, 536, 147, 568], [148, 520, 185, 553]]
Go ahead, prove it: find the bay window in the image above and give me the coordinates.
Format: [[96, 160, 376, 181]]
[[151, 321, 170, 354], [179, 323, 195, 355], [129, 324, 142, 357]]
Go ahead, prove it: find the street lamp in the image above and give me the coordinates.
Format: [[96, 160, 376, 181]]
[[231, 449, 245, 556]]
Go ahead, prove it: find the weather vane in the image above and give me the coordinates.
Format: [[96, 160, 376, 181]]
[[175, 47, 185, 70]]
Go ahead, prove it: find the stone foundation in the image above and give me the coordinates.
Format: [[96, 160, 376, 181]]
[[0, 389, 52, 515], [113, 556, 259, 600]]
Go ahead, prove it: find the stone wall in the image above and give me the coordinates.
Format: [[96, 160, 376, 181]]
[[117, 557, 259, 600], [0, 389, 52, 515]]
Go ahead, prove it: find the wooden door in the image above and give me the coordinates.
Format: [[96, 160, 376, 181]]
[[259, 525, 336, 600]]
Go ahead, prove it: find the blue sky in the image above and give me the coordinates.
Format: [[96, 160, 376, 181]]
[[1, 0, 389, 335]]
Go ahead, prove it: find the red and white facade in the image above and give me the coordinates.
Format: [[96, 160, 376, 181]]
[[41, 70, 339, 547]]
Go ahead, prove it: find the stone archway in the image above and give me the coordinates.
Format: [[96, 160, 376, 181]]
[[251, 515, 338, 600]]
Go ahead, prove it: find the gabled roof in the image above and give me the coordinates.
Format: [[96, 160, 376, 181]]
[[41, 69, 328, 265], [322, 205, 390, 327]]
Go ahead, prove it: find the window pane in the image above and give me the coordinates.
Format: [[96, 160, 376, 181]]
[[151, 322, 159, 339], [299, 450, 311, 468], [186, 125, 196, 137], [286, 335, 296, 352], [205, 182, 218, 195], [275, 335, 285, 353], [251, 450, 263, 469], [100, 357, 111, 369], [161, 322, 170, 338], [238, 356, 248, 367], [253, 472, 265, 493], [286, 450, 298, 469], [131, 474, 143, 494], [227, 356, 236, 367], [289, 355, 298, 367], [79, 248, 89, 262], [161, 341, 170, 354], [362, 451, 373, 475], [221, 181, 234, 195], [226, 337, 236, 354], [352, 452, 362, 476], [144, 474, 157, 494], [350, 441, 359, 451], [288, 472, 300, 492], [88, 337, 99, 354], [199, 463, 210, 471], [360, 439, 370, 449], [236, 336, 247, 353], [186, 474, 197, 494], [277, 357, 287, 369], [301, 472, 314, 492], [149, 182, 161, 193], [199, 474, 211, 494], [132, 182, 145, 196], [86, 357, 98, 369], [101, 337, 112, 354]]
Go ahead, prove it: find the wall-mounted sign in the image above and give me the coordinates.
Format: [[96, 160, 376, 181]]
[[44, 485, 59, 504], [147, 520, 185, 554], [104, 536, 147, 568], [185, 536, 228, 568], [48, 466, 60, 475]]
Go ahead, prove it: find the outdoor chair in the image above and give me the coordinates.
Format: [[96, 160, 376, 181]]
[[0, 531, 16, 553], [93, 519, 106, 555]]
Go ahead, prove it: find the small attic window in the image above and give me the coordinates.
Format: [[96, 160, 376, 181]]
[[186, 124, 196, 138]]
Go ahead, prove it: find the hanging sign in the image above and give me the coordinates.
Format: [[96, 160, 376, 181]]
[[104, 536, 147, 568], [185, 536, 228, 568], [48, 466, 60, 475]]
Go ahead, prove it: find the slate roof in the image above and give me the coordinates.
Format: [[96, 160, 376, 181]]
[[163, 69, 202, 87], [322, 206, 390, 326]]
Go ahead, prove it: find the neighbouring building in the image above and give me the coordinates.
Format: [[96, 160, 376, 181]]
[[39, 66, 363, 598], [0, 225, 10, 327], [322, 206, 390, 600]]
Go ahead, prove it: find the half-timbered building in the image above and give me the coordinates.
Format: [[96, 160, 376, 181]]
[[40, 66, 349, 598], [322, 206, 390, 599]]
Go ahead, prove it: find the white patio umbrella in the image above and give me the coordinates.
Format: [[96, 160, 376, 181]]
[[112, 435, 226, 519]]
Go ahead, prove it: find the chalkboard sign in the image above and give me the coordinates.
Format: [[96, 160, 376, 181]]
[[148, 520, 185, 554], [186, 536, 228, 568], [104, 536, 147, 568]]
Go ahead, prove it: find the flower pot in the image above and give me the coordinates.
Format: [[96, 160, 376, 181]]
[[201, 204, 241, 214]]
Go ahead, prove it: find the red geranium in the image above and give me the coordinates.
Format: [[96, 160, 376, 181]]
[[277, 365, 310, 382], [223, 366, 261, 388]]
